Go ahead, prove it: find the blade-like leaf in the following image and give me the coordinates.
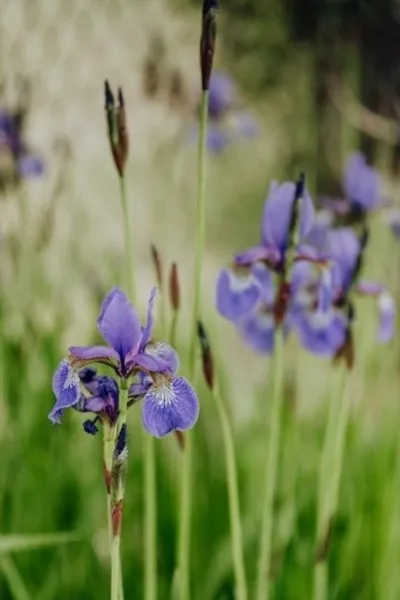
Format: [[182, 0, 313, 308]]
[[0, 531, 81, 553]]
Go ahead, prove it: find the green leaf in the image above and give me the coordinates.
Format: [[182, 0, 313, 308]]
[[0, 532, 81, 553]]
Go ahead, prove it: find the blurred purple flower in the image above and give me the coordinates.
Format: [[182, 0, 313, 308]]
[[0, 107, 44, 179], [320, 152, 389, 221], [208, 73, 236, 119]]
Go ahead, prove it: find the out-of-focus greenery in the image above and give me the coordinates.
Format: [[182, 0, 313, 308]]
[[0, 0, 400, 599]]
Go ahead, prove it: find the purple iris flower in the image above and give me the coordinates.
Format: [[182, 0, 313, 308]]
[[320, 153, 389, 221], [0, 108, 44, 178], [49, 288, 199, 437], [208, 73, 236, 120]]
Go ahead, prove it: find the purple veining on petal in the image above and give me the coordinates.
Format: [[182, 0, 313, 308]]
[[49, 360, 81, 424], [142, 376, 199, 437], [97, 287, 142, 360], [216, 268, 262, 321]]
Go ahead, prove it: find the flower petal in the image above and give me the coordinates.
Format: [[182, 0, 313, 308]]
[[378, 292, 395, 343], [145, 342, 180, 374], [216, 268, 262, 321], [142, 376, 199, 437], [140, 288, 157, 351], [79, 367, 100, 395], [292, 310, 347, 357], [356, 281, 383, 296], [252, 262, 275, 306], [234, 245, 281, 269], [49, 360, 81, 424], [239, 312, 275, 354], [343, 152, 381, 211], [317, 267, 333, 313], [69, 345, 119, 362], [97, 287, 142, 359], [132, 353, 171, 373], [327, 228, 360, 295]]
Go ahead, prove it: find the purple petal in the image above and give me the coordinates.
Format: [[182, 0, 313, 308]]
[[355, 281, 383, 296], [97, 287, 142, 359], [318, 196, 350, 216], [326, 228, 360, 294], [69, 345, 119, 362], [252, 262, 275, 306], [49, 360, 81, 424], [140, 288, 157, 350], [79, 367, 100, 395], [18, 154, 45, 178], [343, 152, 381, 211], [378, 292, 395, 343], [208, 73, 236, 119], [84, 395, 110, 413], [216, 268, 262, 321], [234, 245, 281, 268], [207, 125, 231, 154], [129, 377, 153, 398], [239, 311, 275, 354], [305, 210, 334, 249], [142, 376, 199, 437], [131, 353, 171, 373], [317, 268, 333, 313], [145, 342, 180, 374], [261, 182, 315, 249], [292, 310, 347, 357]]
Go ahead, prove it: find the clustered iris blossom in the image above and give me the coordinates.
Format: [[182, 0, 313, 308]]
[[216, 175, 344, 356], [216, 172, 395, 359], [49, 287, 199, 437]]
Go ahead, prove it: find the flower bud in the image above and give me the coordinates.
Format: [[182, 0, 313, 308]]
[[200, 0, 218, 91], [169, 262, 180, 312], [150, 244, 163, 290], [197, 320, 214, 390]]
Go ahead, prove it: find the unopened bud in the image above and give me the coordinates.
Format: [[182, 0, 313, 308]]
[[197, 320, 214, 390], [200, 0, 218, 91], [104, 81, 129, 177], [169, 262, 180, 312], [150, 244, 163, 290]]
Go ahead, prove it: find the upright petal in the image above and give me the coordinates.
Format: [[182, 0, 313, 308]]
[[299, 190, 316, 240], [142, 376, 199, 437], [216, 268, 261, 321], [239, 311, 275, 354], [261, 181, 295, 249], [377, 292, 395, 343], [327, 228, 360, 295], [49, 360, 81, 424], [140, 288, 157, 351], [343, 152, 381, 211], [97, 287, 142, 360]]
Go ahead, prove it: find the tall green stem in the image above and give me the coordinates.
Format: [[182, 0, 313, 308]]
[[313, 366, 347, 600], [212, 386, 248, 600], [256, 331, 285, 600], [177, 90, 209, 600], [144, 434, 157, 600], [119, 175, 135, 302]]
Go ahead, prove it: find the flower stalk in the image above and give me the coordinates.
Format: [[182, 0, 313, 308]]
[[256, 330, 285, 600]]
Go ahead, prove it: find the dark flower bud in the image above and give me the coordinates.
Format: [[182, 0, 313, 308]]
[[197, 320, 214, 390], [288, 172, 305, 243], [200, 0, 218, 91], [114, 423, 127, 459], [79, 367, 98, 384], [104, 81, 129, 177], [169, 262, 180, 312], [83, 418, 99, 435], [116, 87, 128, 174], [150, 244, 163, 290]]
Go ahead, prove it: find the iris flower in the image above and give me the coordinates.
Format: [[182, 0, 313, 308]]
[[49, 287, 199, 437], [0, 108, 44, 179]]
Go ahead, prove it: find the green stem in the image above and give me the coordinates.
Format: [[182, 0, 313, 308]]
[[169, 310, 178, 349], [119, 175, 135, 301], [144, 434, 157, 600], [0, 555, 30, 600], [177, 90, 209, 600], [256, 331, 285, 600], [212, 387, 248, 600], [313, 366, 347, 600], [111, 534, 121, 600]]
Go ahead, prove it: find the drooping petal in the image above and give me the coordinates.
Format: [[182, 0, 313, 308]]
[[343, 152, 381, 211], [97, 287, 142, 359], [234, 245, 281, 269], [377, 292, 395, 343], [292, 310, 348, 357], [69, 345, 119, 362], [142, 376, 199, 437], [239, 311, 275, 354], [216, 268, 261, 321], [49, 360, 81, 424], [140, 288, 157, 351]]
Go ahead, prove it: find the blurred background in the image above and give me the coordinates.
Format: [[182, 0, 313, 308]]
[[1, 0, 400, 598]]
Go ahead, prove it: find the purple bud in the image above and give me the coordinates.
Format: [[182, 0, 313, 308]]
[[83, 419, 99, 435]]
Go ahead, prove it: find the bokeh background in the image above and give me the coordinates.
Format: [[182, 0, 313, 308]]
[[1, 0, 400, 598]]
